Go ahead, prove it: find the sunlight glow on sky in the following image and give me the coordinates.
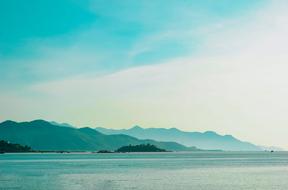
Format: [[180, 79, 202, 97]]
[[2, 0, 288, 148]]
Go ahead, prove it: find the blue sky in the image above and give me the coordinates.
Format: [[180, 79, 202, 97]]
[[3, 0, 288, 149], [0, 0, 265, 86]]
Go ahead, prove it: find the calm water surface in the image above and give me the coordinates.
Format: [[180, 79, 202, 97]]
[[0, 151, 287, 190]]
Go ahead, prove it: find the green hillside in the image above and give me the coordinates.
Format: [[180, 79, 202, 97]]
[[0, 120, 195, 151]]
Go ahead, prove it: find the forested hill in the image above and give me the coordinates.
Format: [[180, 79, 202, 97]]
[[0, 140, 32, 153]]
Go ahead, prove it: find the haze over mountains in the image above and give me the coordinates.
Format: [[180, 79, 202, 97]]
[[0, 120, 195, 152], [96, 126, 262, 151], [0, 119, 264, 151]]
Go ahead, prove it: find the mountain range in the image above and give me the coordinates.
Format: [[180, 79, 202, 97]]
[[96, 126, 261, 151], [0, 119, 264, 151], [0, 120, 196, 151]]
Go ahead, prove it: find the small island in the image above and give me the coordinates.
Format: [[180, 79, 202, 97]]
[[0, 140, 32, 153], [97, 150, 113, 153], [115, 144, 168, 153]]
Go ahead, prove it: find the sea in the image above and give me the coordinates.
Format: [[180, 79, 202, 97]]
[[0, 151, 287, 190]]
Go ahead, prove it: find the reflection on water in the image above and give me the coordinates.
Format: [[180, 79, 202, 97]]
[[0, 152, 288, 190]]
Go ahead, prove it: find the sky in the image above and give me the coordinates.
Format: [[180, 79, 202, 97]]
[[1, 0, 288, 148]]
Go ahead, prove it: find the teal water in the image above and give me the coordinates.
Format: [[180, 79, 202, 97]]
[[0, 152, 287, 190]]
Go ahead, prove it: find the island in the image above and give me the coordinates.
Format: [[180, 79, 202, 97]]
[[0, 140, 32, 153], [97, 150, 113, 153], [115, 144, 168, 153]]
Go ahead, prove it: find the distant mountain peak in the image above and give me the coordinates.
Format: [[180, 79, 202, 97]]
[[30, 119, 52, 125], [1, 119, 64, 128], [79, 127, 103, 135], [49, 121, 75, 128], [224, 134, 234, 139], [130, 125, 143, 130], [203, 131, 218, 135], [0, 120, 18, 126], [30, 119, 49, 123]]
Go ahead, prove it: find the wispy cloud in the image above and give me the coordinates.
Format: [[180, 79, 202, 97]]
[[0, 0, 264, 85]]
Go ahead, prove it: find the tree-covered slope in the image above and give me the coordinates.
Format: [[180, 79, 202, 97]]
[[0, 140, 32, 153]]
